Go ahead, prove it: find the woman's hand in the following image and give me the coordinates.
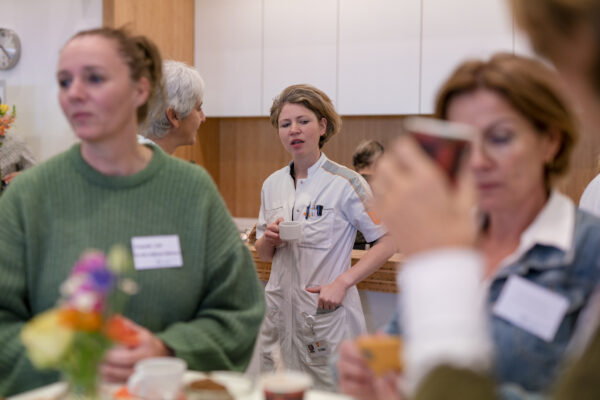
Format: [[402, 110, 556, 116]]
[[255, 218, 284, 261], [374, 371, 404, 400], [337, 340, 377, 400], [372, 136, 477, 256], [263, 218, 284, 248], [99, 317, 171, 383], [338, 338, 404, 400], [306, 278, 349, 310]]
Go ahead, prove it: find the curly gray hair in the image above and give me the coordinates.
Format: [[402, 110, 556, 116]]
[[142, 60, 205, 140]]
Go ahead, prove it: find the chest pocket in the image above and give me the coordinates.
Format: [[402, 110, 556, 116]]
[[299, 208, 334, 250], [264, 206, 286, 225]]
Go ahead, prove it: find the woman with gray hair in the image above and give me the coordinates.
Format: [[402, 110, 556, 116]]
[[139, 60, 206, 154]]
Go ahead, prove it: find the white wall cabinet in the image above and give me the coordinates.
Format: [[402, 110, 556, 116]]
[[195, 0, 262, 116], [262, 0, 338, 114], [420, 0, 514, 114], [195, 0, 520, 117], [338, 0, 421, 115]]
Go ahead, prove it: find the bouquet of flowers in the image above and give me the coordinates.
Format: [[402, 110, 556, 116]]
[[20, 245, 139, 398], [0, 103, 16, 190], [0, 103, 16, 138]]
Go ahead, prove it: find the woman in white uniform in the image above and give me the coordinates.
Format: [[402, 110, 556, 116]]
[[255, 84, 397, 390]]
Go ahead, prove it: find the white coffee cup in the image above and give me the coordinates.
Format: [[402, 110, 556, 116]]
[[127, 357, 187, 400], [278, 221, 302, 241], [261, 370, 313, 400]]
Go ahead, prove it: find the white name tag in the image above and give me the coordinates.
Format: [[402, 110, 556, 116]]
[[493, 274, 569, 342], [131, 235, 183, 270], [306, 340, 330, 357]]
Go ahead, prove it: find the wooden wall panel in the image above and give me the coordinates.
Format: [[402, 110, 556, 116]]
[[216, 116, 408, 217], [555, 125, 600, 202], [214, 115, 596, 218], [218, 118, 288, 217], [103, 0, 194, 65], [324, 116, 408, 167], [173, 118, 221, 183]]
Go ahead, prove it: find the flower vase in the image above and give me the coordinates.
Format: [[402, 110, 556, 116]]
[[61, 382, 100, 400], [59, 332, 110, 400]]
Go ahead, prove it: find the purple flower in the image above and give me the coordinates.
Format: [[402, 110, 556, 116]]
[[88, 268, 115, 294]]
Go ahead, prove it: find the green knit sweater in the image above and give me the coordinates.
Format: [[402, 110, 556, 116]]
[[0, 144, 265, 396]]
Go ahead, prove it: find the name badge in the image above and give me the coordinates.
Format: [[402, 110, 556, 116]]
[[306, 340, 330, 358], [493, 274, 569, 342], [131, 235, 183, 270]]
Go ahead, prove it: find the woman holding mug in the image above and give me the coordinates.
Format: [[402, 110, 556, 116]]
[[255, 84, 396, 390], [338, 53, 600, 399]]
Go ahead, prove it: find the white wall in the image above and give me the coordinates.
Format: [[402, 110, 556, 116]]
[[0, 0, 102, 162], [196, 0, 523, 117]]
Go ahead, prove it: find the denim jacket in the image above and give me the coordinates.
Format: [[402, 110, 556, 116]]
[[491, 207, 600, 394], [384, 207, 600, 399]]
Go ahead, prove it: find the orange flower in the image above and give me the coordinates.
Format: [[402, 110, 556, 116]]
[[58, 309, 79, 328], [113, 386, 135, 399], [58, 308, 103, 332], [104, 315, 139, 346]]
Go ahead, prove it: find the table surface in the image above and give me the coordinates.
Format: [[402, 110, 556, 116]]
[[9, 371, 353, 400]]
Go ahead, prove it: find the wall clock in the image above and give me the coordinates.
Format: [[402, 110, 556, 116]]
[[0, 28, 21, 70]]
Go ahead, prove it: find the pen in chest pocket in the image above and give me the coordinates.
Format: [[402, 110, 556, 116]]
[[304, 203, 325, 219], [316, 205, 323, 216]]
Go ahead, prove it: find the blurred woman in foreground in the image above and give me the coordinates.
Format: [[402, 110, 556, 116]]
[[362, 0, 600, 399], [338, 53, 600, 399]]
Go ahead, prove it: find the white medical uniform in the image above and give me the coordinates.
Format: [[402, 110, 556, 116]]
[[580, 173, 600, 217], [256, 153, 386, 390]]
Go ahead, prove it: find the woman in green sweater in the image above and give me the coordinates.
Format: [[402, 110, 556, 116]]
[[0, 27, 265, 396]]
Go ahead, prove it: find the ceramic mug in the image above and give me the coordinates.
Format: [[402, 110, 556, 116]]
[[261, 370, 313, 400], [127, 357, 187, 400], [278, 221, 302, 241], [403, 116, 473, 181]]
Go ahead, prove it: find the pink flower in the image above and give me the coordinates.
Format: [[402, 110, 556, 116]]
[[73, 251, 107, 274]]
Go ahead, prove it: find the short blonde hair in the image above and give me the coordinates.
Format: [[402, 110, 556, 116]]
[[269, 84, 342, 148]]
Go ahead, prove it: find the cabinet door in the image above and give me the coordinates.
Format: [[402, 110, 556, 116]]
[[338, 0, 420, 115], [195, 0, 262, 116], [421, 0, 514, 114], [263, 0, 338, 115]]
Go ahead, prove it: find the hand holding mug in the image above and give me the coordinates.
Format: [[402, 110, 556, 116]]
[[263, 218, 284, 248], [372, 136, 477, 256], [337, 340, 376, 400], [99, 317, 172, 383]]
